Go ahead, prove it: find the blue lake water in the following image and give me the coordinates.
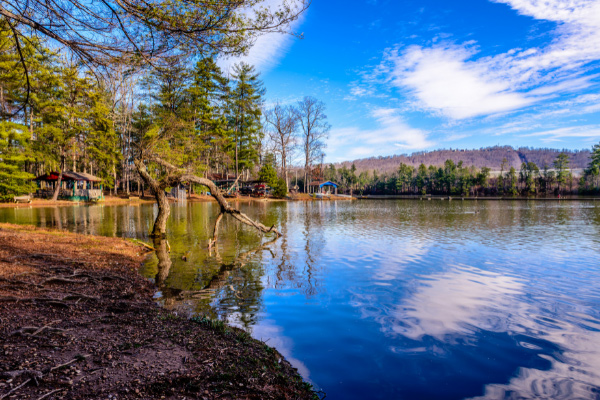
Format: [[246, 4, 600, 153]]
[[2, 200, 600, 399]]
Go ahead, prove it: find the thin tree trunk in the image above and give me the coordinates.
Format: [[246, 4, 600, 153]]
[[29, 107, 33, 136], [113, 164, 117, 196], [282, 150, 288, 192], [51, 153, 65, 201]]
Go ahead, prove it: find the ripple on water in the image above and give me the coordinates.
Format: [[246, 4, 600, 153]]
[[2, 200, 600, 399]]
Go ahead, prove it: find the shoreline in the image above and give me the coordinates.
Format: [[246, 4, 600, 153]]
[[0, 196, 156, 209], [0, 223, 317, 399], [1, 193, 356, 208], [355, 195, 600, 201]]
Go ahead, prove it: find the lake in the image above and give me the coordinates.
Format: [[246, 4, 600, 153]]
[[2, 199, 600, 399]]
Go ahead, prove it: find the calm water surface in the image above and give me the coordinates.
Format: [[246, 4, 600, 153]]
[[2, 200, 600, 399]]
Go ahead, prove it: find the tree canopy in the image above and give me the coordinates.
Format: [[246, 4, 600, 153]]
[[0, 0, 309, 66]]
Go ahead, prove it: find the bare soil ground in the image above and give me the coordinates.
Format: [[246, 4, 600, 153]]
[[0, 197, 155, 209], [0, 223, 318, 399]]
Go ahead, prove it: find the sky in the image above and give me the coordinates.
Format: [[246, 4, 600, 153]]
[[222, 0, 600, 163]]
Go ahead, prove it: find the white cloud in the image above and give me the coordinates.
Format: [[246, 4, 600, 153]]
[[218, 0, 307, 74], [349, 82, 374, 98], [387, 45, 535, 119], [381, 0, 600, 120], [244, 318, 312, 381], [392, 267, 524, 340], [521, 125, 600, 141], [527, 74, 598, 95], [327, 108, 434, 161]]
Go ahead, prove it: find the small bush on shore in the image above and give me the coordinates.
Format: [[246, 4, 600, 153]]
[[272, 178, 288, 198]]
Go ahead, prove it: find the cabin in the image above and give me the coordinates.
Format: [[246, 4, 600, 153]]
[[169, 184, 187, 202], [34, 171, 104, 201], [308, 181, 339, 195]]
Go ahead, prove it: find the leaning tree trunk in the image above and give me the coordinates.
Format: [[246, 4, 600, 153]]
[[152, 190, 170, 237], [134, 158, 171, 238], [134, 155, 282, 243], [181, 173, 281, 245], [147, 156, 281, 242]]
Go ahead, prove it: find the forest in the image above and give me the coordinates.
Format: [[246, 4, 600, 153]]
[[1, 0, 600, 214], [0, 20, 329, 205], [322, 148, 600, 197]]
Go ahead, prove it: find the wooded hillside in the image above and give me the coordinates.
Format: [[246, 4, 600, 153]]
[[337, 146, 591, 173]]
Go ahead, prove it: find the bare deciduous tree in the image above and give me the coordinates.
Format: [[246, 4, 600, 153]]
[[295, 96, 330, 192], [264, 102, 298, 191]]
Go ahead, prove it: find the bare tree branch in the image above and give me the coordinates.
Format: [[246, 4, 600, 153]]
[[146, 155, 282, 238]]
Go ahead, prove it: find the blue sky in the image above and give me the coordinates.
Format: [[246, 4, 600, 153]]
[[222, 0, 600, 163]]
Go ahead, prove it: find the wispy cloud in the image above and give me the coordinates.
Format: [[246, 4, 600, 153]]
[[327, 108, 434, 161], [521, 125, 600, 142], [378, 0, 600, 120], [386, 44, 535, 119], [218, 0, 307, 74]]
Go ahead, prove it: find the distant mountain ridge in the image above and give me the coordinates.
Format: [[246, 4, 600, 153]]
[[337, 146, 591, 174]]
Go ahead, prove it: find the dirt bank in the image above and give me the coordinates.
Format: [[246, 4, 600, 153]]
[[0, 197, 155, 209], [0, 223, 318, 399]]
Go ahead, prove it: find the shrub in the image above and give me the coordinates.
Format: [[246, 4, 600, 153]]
[[272, 178, 288, 198]]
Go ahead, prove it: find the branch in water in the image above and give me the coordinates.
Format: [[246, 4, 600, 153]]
[[145, 155, 282, 239]]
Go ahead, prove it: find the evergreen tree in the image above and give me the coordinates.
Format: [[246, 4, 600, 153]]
[[229, 63, 265, 178], [507, 167, 518, 196], [257, 154, 278, 186], [499, 157, 508, 195], [586, 142, 600, 190], [415, 163, 428, 195], [86, 86, 121, 189], [188, 57, 230, 174], [520, 162, 539, 195], [34, 62, 91, 200], [553, 152, 570, 194], [476, 167, 491, 194], [0, 122, 35, 200]]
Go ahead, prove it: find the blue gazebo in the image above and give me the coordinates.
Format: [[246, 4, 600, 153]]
[[309, 180, 338, 195]]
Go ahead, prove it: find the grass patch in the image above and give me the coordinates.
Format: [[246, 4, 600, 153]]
[[190, 315, 228, 333]]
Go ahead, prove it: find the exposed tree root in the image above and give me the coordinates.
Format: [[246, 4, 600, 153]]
[[0, 277, 42, 288], [0, 355, 88, 399], [0, 378, 32, 399], [0, 296, 72, 308], [62, 292, 98, 301], [11, 325, 69, 337], [43, 277, 88, 285], [0, 370, 43, 380], [49, 354, 90, 372], [36, 389, 64, 400]]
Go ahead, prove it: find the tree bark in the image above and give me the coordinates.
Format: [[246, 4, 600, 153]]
[[181, 173, 281, 238], [134, 158, 171, 237], [150, 156, 281, 237], [134, 154, 282, 241], [209, 213, 224, 249], [51, 153, 65, 201]]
